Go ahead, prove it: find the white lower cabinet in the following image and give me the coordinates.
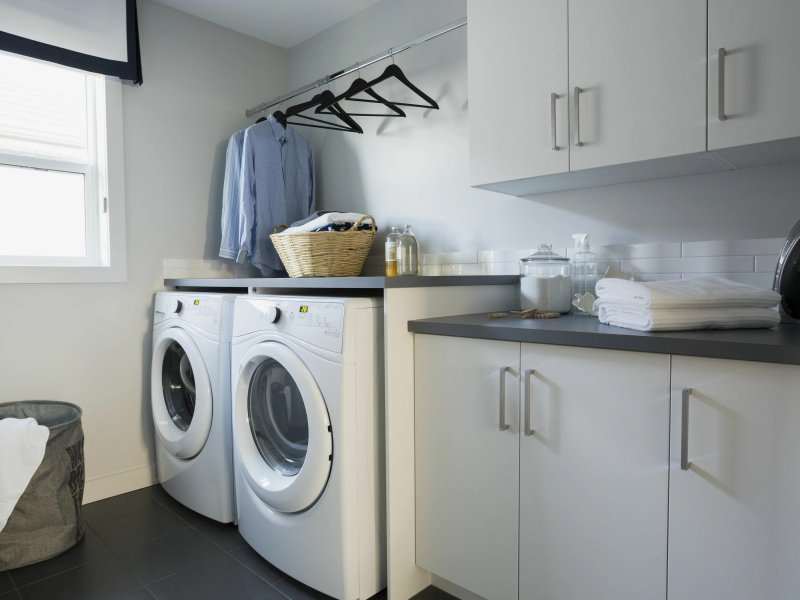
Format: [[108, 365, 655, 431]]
[[415, 334, 670, 600], [668, 356, 800, 600]]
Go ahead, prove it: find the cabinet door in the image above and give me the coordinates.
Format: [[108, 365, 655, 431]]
[[468, 0, 568, 186], [415, 335, 520, 600], [669, 356, 800, 600], [519, 344, 670, 600], [708, 0, 800, 150], [568, 0, 706, 170]]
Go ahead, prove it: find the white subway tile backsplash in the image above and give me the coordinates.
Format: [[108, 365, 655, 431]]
[[569, 242, 682, 260], [478, 249, 537, 263], [481, 262, 519, 275], [595, 260, 622, 275], [681, 237, 783, 257], [423, 252, 478, 265], [755, 254, 779, 274], [621, 256, 754, 275]]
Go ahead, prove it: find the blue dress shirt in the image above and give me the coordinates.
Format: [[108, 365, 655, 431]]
[[219, 128, 246, 262], [239, 115, 315, 276]]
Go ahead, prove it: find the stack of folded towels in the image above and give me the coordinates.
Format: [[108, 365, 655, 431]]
[[593, 276, 781, 332], [277, 211, 369, 235]]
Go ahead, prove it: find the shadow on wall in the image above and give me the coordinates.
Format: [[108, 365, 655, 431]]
[[139, 296, 157, 470], [204, 139, 229, 260]]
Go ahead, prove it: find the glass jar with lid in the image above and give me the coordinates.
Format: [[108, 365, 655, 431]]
[[519, 244, 573, 313]]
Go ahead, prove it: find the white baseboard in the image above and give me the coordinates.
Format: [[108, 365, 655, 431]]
[[83, 464, 157, 504]]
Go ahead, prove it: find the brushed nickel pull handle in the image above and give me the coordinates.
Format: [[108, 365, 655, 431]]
[[523, 369, 535, 436], [718, 48, 728, 122], [681, 388, 692, 471], [550, 93, 560, 151], [499, 367, 511, 431], [574, 86, 585, 147]]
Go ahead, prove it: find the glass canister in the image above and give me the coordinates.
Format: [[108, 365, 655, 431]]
[[519, 244, 573, 313]]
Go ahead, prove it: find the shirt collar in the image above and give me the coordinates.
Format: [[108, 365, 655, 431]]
[[267, 114, 287, 142]]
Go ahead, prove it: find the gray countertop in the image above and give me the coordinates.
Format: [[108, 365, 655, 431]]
[[408, 313, 800, 366], [165, 275, 518, 290]]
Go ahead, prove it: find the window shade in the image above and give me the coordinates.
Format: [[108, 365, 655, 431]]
[[0, 0, 142, 84]]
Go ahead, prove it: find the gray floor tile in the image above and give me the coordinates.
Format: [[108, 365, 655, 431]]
[[7, 527, 114, 588], [110, 588, 155, 600], [82, 488, 159, 527], [0, 572, 14, 594], [0, 591, 21, 600], [228, 545, 286, 584], [89, 502, 189, 551], [112, 527, 223, 586], [410, 586, 458, 600], [16, 556, 139, 600], [273, 577, 334, 600], [147, 554, 284, 600]]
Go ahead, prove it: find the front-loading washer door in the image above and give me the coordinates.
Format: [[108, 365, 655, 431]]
[[235, 341, 332, 514], [151, 327, 213, 459]]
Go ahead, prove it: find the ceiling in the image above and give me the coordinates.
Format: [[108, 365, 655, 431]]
[[155, 0, 383, 48]]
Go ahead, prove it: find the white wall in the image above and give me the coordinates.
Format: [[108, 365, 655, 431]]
[[0, 0, 286, 502], [288, 0, 800, 254]]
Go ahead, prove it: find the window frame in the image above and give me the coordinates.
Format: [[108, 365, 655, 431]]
[[0, 74, 126, 284]]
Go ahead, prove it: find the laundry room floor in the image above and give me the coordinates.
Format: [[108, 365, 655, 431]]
[[0, 485, 454, 600]]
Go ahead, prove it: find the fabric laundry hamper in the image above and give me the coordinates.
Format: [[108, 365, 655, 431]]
[[0, 401, 85, 571]]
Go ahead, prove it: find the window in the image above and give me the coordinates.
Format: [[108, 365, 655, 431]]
[[0, 50, 126, 283]]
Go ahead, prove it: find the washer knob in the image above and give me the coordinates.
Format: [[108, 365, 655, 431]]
[[265, 306, 281, 323], [166, 299, 183, 314]]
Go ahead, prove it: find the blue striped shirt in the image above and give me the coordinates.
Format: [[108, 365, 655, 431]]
[[219, 128, 247, 262], [239, 116, 315, 276]]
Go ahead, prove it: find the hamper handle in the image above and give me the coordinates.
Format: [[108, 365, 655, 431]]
[[350, 215, 377, 232]]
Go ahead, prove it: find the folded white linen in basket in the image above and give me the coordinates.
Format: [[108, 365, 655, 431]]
[[0, 417, 49, 532], [278, 212, 366, 235], [594, 276, 781, 309], [597, 305, 780, 332]]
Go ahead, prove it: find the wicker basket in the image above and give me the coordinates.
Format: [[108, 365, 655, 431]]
[[270, 215, 377, 277]]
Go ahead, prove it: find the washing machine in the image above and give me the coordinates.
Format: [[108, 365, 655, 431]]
[[151, 291, 236, 523], [231, 295, 385, 600]]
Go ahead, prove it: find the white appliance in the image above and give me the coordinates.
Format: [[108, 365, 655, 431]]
[[231, 295, 385, 600], [151, 291, 236, 523]]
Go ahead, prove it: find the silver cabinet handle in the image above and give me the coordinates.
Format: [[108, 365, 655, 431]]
[[574, 86, 585, 147], [499, 367, 511, 431], [718, 48, 727, 122], [550, 93, 560, 151], [523, 369, 535, 436], [681, 388, 692, 471]]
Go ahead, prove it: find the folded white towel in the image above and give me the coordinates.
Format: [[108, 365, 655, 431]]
[[278, 212, 366, 235], [594, 276, 780, 309], [598, 305, 780, 332], [0, 417, 49, 532]]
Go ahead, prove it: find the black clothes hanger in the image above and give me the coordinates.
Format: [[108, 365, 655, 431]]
[[347, 63, 439, 110], [274, 91, 363, 133], [316, 78, 406, 118], [255, 116, 267, 123]]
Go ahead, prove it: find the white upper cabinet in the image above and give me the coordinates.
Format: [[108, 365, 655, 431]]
[[468, 0, 710, 194], [708, 0, 800, 151], [669, 356, 800, 600], [468, 0, 568, 186], [568, 0, 706, 171]]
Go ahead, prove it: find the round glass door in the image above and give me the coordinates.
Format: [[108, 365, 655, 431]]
[[162, 341, 196, 431], [234, 341, 332, 513], [151, 327, 213, 459], [248, 359, 308, 477]]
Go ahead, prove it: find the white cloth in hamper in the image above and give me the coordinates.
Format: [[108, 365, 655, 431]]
[[0, 417, 49, 532], [594, 276, 781, 309], [277, 212, 366, 235], [597, 305, 780, 332]]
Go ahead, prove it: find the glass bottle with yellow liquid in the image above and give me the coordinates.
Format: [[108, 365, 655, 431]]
[[385, 227, 401, 277]]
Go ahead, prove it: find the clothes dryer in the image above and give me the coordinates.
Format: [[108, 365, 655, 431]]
[[231, 295, 385, 600], [151, 291, 235, 523]]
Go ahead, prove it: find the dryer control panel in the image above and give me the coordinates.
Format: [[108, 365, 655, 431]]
[[233, 297, 346, 354]]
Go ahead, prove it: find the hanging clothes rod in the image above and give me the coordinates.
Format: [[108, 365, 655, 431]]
[[244, 18, 467, 118]]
